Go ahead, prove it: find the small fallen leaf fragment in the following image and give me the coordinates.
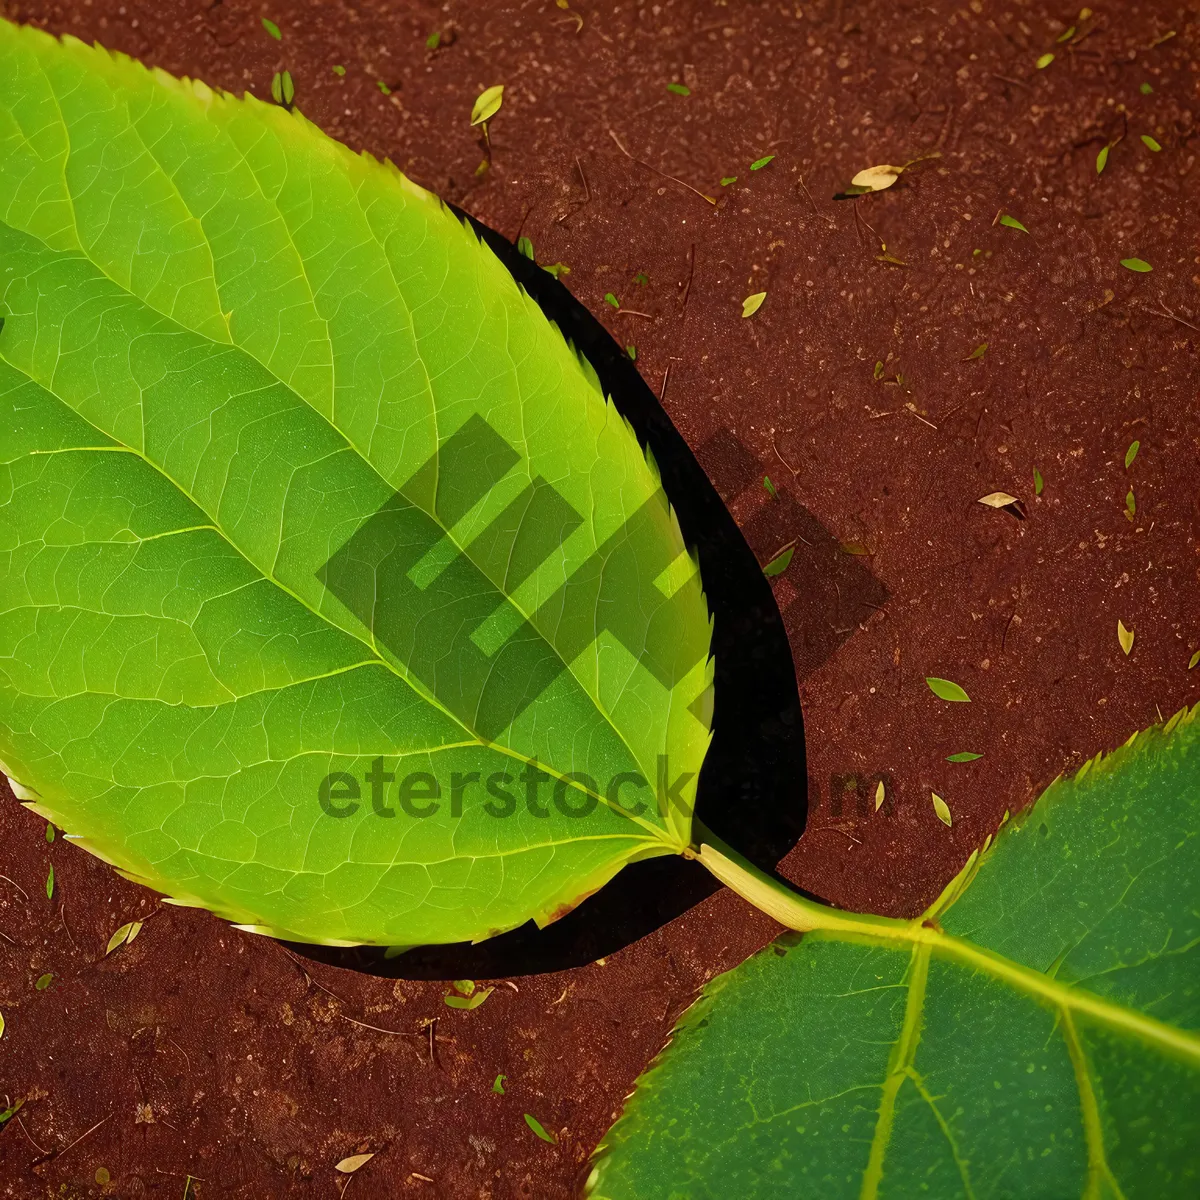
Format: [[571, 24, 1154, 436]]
[[977, 491, 1021, 508], [270, 70, 295, 108], [742, 291, 767, 318], [1188, 650, 1199, 671], [666, 82, 690, 96], [633, 271, 649, 286], [926, 677, 971, 703], [965, 342, 987, 360], [840, 541, 872, 556], [335, 1153, 375, 1174], [1125, 440, 1140, 469], [35, 973, 52, 991], [1035, 52, 1055, 69], [95, 1168, 111, 1186], [470, 84, 504, 126], [999, 214, 1029, 233], [1058, 25, 1077, 42], [875, 252, 907, 267], [261, 17, 281, 40], [762, 545, 794, 577], [106, 922, 135, 955], [1117, 620, 1134, 656], [445, 986, 494, 1010], [1033, 467, 1044, 496], [1141, 134, 1162, 152], [1120, 257, 1152, 272], [874, 781, 885, 812], [525, 1113, 558, 1143], [1140, 82, 1153, 95], [750, 155, 775, 171], [46, 865, 54, 900], [1095, 145, 1109, 174], [720, 175, 738, 186], [932, 792, 953, 827], [762, 475, 778, 499], [493, 1074, 507, 1094], [850, 164, 904, 192], [946, 752, 983, 763]]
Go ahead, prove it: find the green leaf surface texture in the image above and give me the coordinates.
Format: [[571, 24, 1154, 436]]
[[589, 707, 1200, 1198], [0, 21, 713, 946]]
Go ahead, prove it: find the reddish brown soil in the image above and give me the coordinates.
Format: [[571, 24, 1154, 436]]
[[2, 1, 1198, 1197]]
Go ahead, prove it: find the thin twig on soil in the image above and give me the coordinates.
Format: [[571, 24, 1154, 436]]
[[616, 308, 655, 319], [1136, 302, 1199, 331], [681, 243, 696, 312], [0, 874, 29, 900], [339, 1013, 423, 1038], [54, 1111, 113, 1161], [659, 363, 671, 403], [607, 129, 716, 206], [15, 1113, 47, 1157], [771, 438, 800, 477]]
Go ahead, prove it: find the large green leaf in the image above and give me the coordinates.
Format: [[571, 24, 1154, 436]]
[[0, 21, 713, 946], [589, 707, 1200, 1198]]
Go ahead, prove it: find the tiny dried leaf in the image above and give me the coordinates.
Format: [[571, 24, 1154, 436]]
[[946, 752, 983, 763], [965, 342, 987, 360], [840, 541, 872, 556], [762, 545, 794, 577], [1118, 620, 1135, 656], [1120, 257, 1152, 272], [742, 291, 767, 318], [999, 214, 1029, 233], [1140, 134, 1162, 152], [932, 792, 953, 827], [335, 1153, 375, 1174], [525, 1113, 558, 1143], [849, 164, 904, 192], [926, 677, 971, 703], [977, 491, 1021, 509], [106, 922, 135, 955], [874, 781, 885, 812], [1125, 440, 1140, 469], [470, 84, 504, 126]]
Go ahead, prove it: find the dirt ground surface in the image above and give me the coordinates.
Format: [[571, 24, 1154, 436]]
[[2, 0, 1198, 1196]]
